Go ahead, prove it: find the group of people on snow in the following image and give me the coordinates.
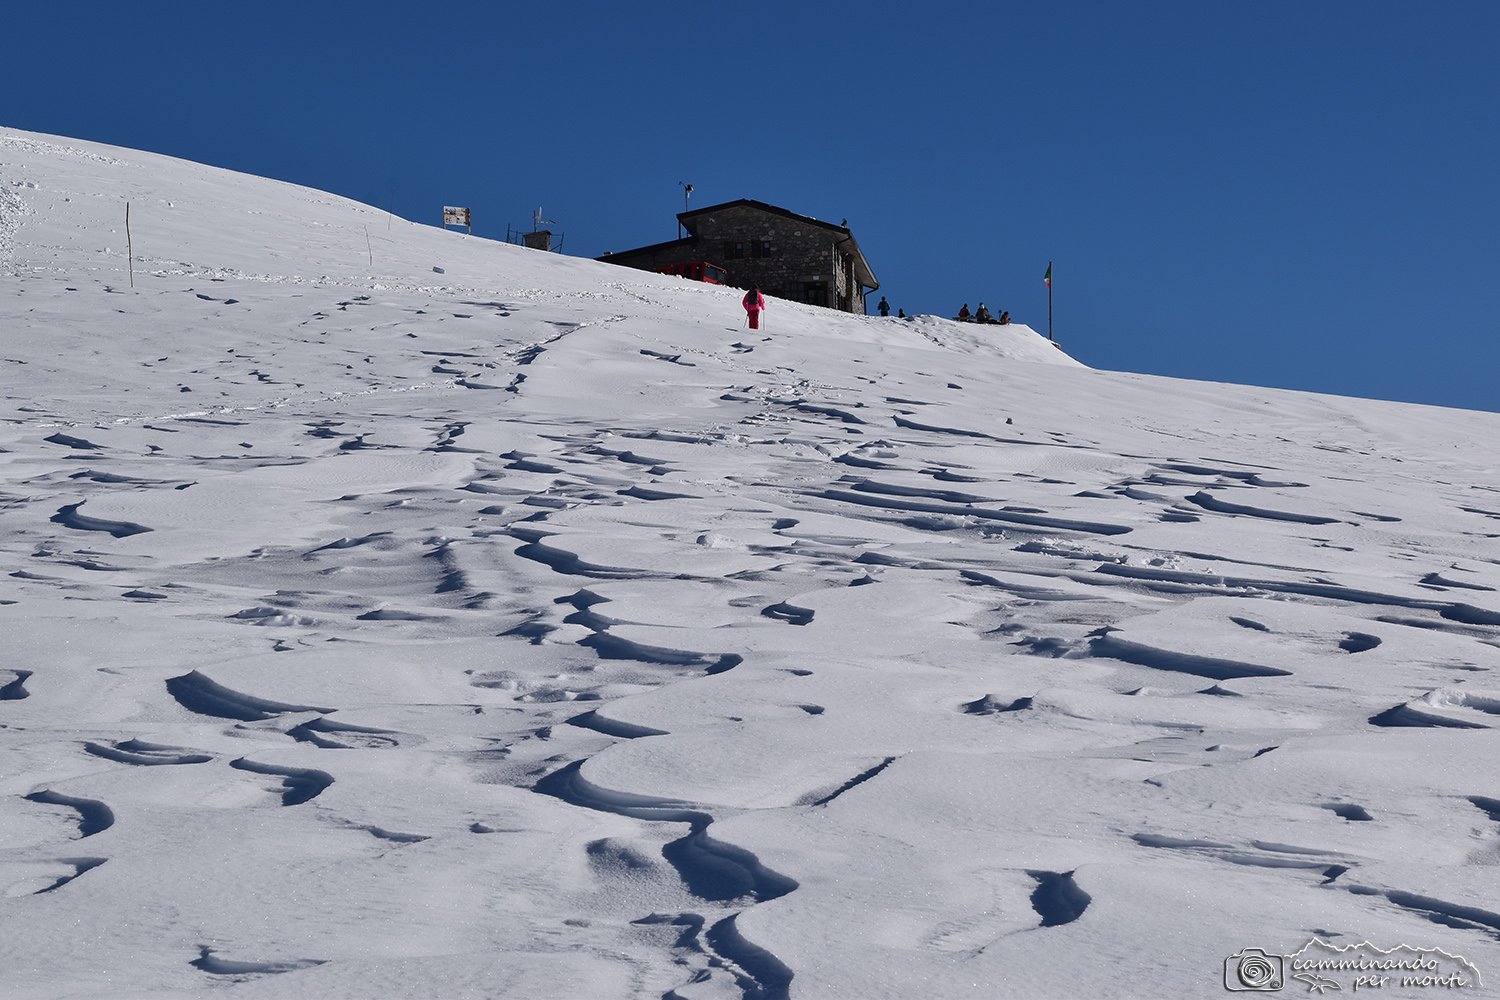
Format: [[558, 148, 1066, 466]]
[[956, 302, 1009, 325], [749, 290, 1009, 327], [747, 290, 910, 325]]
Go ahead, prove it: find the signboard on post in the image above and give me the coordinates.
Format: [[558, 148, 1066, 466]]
[[443, 206, 471, 234]]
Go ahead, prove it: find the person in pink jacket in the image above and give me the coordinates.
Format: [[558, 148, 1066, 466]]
[[743, 287, 766, 329]]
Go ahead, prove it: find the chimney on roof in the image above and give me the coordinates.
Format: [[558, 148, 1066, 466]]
[[523, 230, 553, 252]]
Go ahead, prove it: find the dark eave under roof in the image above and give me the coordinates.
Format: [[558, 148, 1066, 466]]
[[596, 235, 694, 260]]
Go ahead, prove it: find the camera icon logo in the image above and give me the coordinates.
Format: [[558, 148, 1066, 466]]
[[1225, 948, 1285, 992]]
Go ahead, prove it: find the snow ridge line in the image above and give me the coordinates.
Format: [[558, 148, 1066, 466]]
[[17, 377, 464, 433], [534, 760, 798, 999], [1088, 561, 1500, 625]]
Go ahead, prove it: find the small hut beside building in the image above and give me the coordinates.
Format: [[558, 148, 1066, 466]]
[[598, 199, 879, 314]]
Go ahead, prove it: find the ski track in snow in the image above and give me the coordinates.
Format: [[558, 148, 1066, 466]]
[[4, 125, 1500, 998]]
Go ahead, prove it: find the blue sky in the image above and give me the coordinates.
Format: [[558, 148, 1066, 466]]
[[6, 3, 1498, 412]]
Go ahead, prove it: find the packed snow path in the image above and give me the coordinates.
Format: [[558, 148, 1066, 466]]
[[3, 127, 1500, 998]]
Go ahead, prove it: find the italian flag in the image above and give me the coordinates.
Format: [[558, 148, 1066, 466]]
[[1043, 262, 1052, 288]]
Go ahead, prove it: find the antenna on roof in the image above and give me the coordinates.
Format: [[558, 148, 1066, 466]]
[[532, 207, 555, 232], [678, 181, 693, 238]]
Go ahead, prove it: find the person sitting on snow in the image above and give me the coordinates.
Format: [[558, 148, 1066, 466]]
[[957, 303, 971, 321], [974, 303, 993, 323]]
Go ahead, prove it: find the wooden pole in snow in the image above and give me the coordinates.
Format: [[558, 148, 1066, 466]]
[[126, 202, 134, 288], [365, 225, 373, 268]]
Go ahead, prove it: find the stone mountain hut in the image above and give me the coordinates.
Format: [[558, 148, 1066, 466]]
[[598, 199, 879, 314]]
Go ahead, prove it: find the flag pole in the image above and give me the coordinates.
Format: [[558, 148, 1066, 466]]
[[1045, 261, 1053, 341]]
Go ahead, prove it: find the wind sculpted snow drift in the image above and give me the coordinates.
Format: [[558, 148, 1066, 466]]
[[2, 126, 1500, 999]]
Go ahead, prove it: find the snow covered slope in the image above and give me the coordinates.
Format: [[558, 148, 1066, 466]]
[[3, 126, 1500, 999]]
